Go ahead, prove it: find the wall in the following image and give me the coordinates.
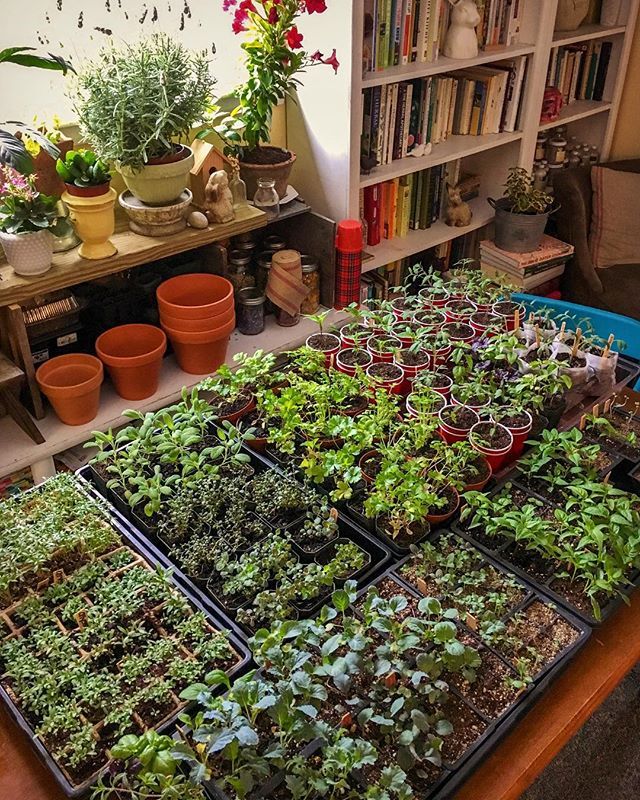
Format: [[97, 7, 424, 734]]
[[1, 0, 245, 123], [610, 11, 640, 159]]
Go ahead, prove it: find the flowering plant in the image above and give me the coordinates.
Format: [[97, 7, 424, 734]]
[[215, 0, 338, 156], [0, 165, 59, 235]]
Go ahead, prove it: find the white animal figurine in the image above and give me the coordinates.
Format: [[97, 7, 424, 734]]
[[204, 170, 235, 224], [443, 0, 481, 60], [445, 183, 473, 227]]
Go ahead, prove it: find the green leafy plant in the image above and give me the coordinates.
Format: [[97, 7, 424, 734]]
[[503, 167, 553, 214], [0, 165, 59, 234], [55, 149, 111, 187]]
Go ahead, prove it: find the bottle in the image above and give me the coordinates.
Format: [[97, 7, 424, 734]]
[[334, 220, 363, 311], [546, 134, 567, 165], [535, 134, 548, 162], [568, 149, 582, 168], [229, 171, 248, 209], [589, 145, 600, 165], [581, 145, 591, 167], [533, 161, 549, 192], [253, 178, 280, 220]]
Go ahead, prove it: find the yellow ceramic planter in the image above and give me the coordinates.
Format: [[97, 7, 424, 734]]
[[62, 187, 118, 260]]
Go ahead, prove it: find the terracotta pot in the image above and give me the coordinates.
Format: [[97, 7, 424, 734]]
[[156, 274, 234, 320], [335, 348, 373, 376], [469, 422, 514, 472], [426, 487, 460, 526], [306, 333, 342, 369], [219, 396, 256, 424], [160, 304, 236, 333], [239, 147, 296, 200], [36, 353, 103, 425], [96, 324, 167, 400], [162, 315, 235, 374], [438, 405, 479, 444], [62, 187, 118, 260], [64, 183, 111, 198], [359, 450, 381, 484]]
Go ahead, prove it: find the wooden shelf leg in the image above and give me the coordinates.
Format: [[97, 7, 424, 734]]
[[5, 304, 45, 420], [30, 456, 56, 485]]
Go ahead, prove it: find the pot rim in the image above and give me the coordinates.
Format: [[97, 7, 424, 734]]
[[36, 354, 103, 394], [438, 404, 480, 433], [469, 421, 514, 453], [96, 324, 167, 368], [162, 314, 236, 343]]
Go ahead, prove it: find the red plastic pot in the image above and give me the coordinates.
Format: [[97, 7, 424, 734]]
[[406, 391, 446, 419], [428, 374, 453, 399], [413, 309, 446, 331], [159, 304, 235, 333], [366, 335, 402, 364], [156, 274, 234, 320], [335, 348, 373, 376], [451, 392, 491, 413], [492, 409, 533, 459], [393, 353, 430, 395], [418, 288, 450, 308], [470, 311, 503, 339], [444, 300, 477, 323], [366, 363, 404, 394], [64, 182, 111, 198], [162, 314, 235, 374], [36, 354, 103, 426], [425, 487, 460, 526], [390, 297, 411, 320], [438, 404, 479, 444], [305, 333, 342, 369], [492, 301, 526, 332], [442, 322, 475, 344], [469, 421, 514, 472], [340, 324, 370, 349], [95, 324, 167, 400], [462, 456, 492, 492], [391, 322, 419, 347]]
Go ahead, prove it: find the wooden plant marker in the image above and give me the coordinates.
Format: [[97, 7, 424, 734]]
[[602, 333, 615, 359], [416, 577, 429, 596], [579, 414, 586, 431], [535, 325, 541, 348], [604, 397, 613, 414], [466, 613, 478, 631], [571, 327, 582, 358], [74, 609, 88, 630], [514, 308, 521, 332], [558, 321, 566, 341], [52, 569, 65, 585], [592, 403, 601, 419]]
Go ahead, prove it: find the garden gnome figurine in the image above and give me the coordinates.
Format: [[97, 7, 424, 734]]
[[204, 170, 235, 224], [443, 0, 481, 59]]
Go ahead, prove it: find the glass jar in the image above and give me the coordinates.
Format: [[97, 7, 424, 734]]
[[263, 234, 287, 252], [275, 307, 300, 327], [589, 145, 600, 165], [254, 178, 280, 220], [232, 236, 258, 263], [300, 255, 320, 315], [227, 250, 255, 294], [546, 134, 567, 165], [580, 144, 592, 167], [256, 251, 273, 295], [236, 287, 266, 335], [229, 172, 248, 209], [535, 134, 548, 161], [568, 149, 582, 168]]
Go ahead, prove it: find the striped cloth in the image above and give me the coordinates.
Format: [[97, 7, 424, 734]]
[[267, 249, 309, 317]]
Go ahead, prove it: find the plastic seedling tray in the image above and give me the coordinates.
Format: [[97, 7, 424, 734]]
[[355, 562, 590, 800], [0, 479, 251, 799], [451, 476, 640, 627]]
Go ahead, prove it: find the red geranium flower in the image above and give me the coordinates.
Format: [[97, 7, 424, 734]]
[[286, 25, 304, 49]]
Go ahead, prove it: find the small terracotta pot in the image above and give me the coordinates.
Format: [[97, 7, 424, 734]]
[[162, 315, 235, 374], [438, 404, 479, 444], [219, 396, 256, 424], [156, 274, 234, 320], [159, 304, 236, 333], [239, 147, 296, 200], [426, 487, 460, 526], [95, 324, 167, 400], [306, 333, 342, 369], [36, 354, 103, 425], [64, 182, 111, 198], [335, 348, 373, 376], [469, 422, 514, 472]]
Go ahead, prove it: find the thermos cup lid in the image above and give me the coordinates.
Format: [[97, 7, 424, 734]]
[[336, 220, 363, 253]]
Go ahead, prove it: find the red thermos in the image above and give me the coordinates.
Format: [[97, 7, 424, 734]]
[[334, 219, 363, 310]]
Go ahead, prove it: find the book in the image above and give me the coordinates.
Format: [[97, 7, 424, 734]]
[[363, 0, 377, 73], [390, 0, 403, 66], [480, 234, 574, 268], [482, 253, 572, 277], [593, 40, 612, 101], [363, 184, 382, 246], [377, 0, 392, 70], [586, 42, 602, 100], [481, 261, 566, 289], [401, 0, 413, 64]]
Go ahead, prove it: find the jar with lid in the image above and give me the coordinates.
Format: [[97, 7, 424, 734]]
[[254, 178, 280, 220], [546, 134, 567, 165], [532, 161, 549, 192], [236, 287, 266, 335], [263, 234, 287, 252], [275, 307, 300, 327], [227, 249, 255, 294], [535, 134, 548, 162], [300, 255, 320, 315], [589, 145, 600, 165], [580, 144, 591, 166], [568, 149, 582, 168]]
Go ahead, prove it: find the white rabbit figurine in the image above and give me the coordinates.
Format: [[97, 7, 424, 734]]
[[444, 0, 481, 59]]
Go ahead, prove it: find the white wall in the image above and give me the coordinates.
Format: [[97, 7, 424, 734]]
[[1, 0, 245, 123]]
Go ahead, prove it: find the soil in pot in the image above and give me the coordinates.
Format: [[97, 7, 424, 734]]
[[307, 333, 340, 352], [368, 363, 403, 380], [336, 395, 369, 416], [471, 311, 502, 327], [446, 299, 476, 315], [208, 391, 254, 420], [448, 642, 522, 719], [339, 348, 371, 367], [360, 450, 384, 481], [414, 309, 446, 327], [493, 301, 520, 316], [441, 694, 488, 765], [396, 348, 429, 367], [368, 335, 402, 355], [460, 454, 491, 490], [378, 517, 430, 548], [426, 485, 459, 523], [442, 322, 474, 339], [471, 422, 512, 450], [440, 405, 478, 431], [523, 345, 551, 363]]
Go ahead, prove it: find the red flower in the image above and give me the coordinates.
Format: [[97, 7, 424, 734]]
[[268, 5, 279, 23], [304, 0, 327, 13], [286, 25, 304, 49], [310, 50, 324, 61], [222, 0, 237, 10], [322, 48, 339, 72], [232, 0, 255, 32]]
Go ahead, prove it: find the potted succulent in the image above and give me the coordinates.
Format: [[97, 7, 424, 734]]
[[212, 0, 339, 199], [74, 34, 214, 206], [57, 149, 117, 259], [0, 165, 60, 275], [489, 167, 555, 253]]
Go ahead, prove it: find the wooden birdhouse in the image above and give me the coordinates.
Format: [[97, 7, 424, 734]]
[[190, 139, 230, 209]]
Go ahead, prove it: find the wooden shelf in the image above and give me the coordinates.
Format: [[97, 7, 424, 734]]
[[0, 308, 347, 477], [0, 205, 267, 308], [362, 196, 493, 273], [361, 43, 535, 89], [539, 100, 612, 130], [552, 23, 626, 47], [360, 131, 522, 189]]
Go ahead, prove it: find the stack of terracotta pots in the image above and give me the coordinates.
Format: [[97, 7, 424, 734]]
[[156, 274, 235, 374]]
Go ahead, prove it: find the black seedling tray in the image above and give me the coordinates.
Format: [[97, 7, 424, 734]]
[[356, 560, 590, 800], [79, 460, 391, 642], [452, 476, 640, 627], [0, 477, 251, 799]]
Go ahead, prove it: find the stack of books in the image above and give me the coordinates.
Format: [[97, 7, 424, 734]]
[[363, 0, 523, 72], [361, 159, 479, 246], [546, 40, 613, 105], [480, 235, 574, 291], [361, 58, 528, 169]]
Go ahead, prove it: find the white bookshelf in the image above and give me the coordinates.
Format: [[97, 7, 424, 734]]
[[288, 0, 640, 271]]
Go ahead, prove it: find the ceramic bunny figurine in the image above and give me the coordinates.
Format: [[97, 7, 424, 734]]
[[444, 0, 481, 59], [204, 170, 235, 224], [445, 183, 473, 227]]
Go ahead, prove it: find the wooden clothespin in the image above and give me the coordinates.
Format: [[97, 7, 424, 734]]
[[571, 327, 582, 358], [602, 333, 615, 359]]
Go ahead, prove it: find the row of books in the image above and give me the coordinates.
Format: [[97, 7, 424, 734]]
[[480, 235, 574, 290], [546, 40, 613, 105], [362, 0, 523, 73], [361, 160, 479, 247], [361, 58, 527, 168]]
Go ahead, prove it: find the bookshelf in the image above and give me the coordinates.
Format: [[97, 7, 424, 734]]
[[288, 0, 640, 275]]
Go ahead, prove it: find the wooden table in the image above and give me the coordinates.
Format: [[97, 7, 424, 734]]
[[0, 589, 638, 800]]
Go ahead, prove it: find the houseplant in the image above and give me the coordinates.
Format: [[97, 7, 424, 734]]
[[489, 167, 555, 253], [214, 0, 339, 199], [58, 149, 117, 259], [74, 34, 214, 205], [0, 165, 60, 275]]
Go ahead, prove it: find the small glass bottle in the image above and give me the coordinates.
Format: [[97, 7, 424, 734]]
[[275, 307, 300, 327], [568, 149, 582, 168], [230, 171, 248, 209], [236, 287, 266, 335], [589, 145, 600, 165], [253, 178, 280, 220], [581, 144, 592, 167], [300, 255, 320, 315], [532, 161, 549, 192]]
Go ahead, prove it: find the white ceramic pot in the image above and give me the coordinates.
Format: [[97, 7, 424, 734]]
[[0, 229, 53, 276]]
